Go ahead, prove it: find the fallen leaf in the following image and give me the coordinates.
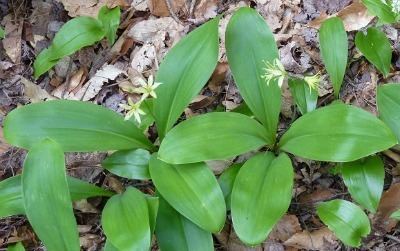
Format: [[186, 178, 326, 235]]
[[284, 227, 337, 250], [73, 199, 98, 213], [269, 214, 302, 242], [0, 128, 10, 154], [373, 183, 400, 232], [58, 0, 128, 17], [130, 44, 157, 73], [308, 2, 374, 31], [20, 76, 54, 103], [131, 0, 147, 11], [75, 64, 125, 101], [298, 188, 336, 204], [52, 68, 88, 99], [208, 62, 229, 93], [193, 0, 219, 21], [2, 15, 23, 63], [148, 0, 186, 17]]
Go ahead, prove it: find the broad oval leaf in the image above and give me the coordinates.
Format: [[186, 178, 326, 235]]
[[98, 6, 120, 45], [34, 17, 105, 78], [155, 196, 213, 251], [102, 149, 151, 180], [0, 175, 113, 219], [153, 18, 219, 139], [226, 7, 281, 143], [377, 83, 400, 142], [317, 199, 371, 247], [288, 78, 318, 115], [7, 242, 25, 251], [279, 103, 397, 162], [319, 17, 348, 97], [149, 155, 226, 233], [22, 139, 79, 251], [146, 196, 159, 234], [341, 155, 384, 213], [3, 100, 153, 152], [362, 0, 397, 24], [355, 28, 392, 77], [102, 187, 151, 251], [231, 152, 293, 245], [158, 112, 269, 164], [218, 164, 241, 210]]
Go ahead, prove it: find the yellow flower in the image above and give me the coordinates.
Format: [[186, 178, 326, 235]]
[[261, 58, 287, 88], [132, 75, 163, 99], [119, 98, 146, 123], [303, 73, 321, 91]]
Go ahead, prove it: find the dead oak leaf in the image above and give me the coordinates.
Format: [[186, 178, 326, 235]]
[[284, 227, 338, 250], [58, 0, 128, 17], [269, 214, 302, 242], [2, 15, 23, 63]]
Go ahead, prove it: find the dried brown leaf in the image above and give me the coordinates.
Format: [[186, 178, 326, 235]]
[[269, 214, 302, 242], [284, 227, 337, 250], [148, 0, 186, 17], [59, 0, 128, 17], [298, 188, 336, 204], [2, 15, 23, 63], [20, 76, 54, 103], [373, 183, 400, 232]]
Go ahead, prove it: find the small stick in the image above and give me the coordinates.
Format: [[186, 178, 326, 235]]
[[165, 0, 183, 25]]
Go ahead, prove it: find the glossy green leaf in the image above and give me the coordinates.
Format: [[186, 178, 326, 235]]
[[103, 241, 118, 251], [146, 196, 159, 234], [133, 98, 155, 131], [226, 7, 281, 143], [319, 17, 347, 97], [34, 17, 105, 78], [355, 28, 392, 77], [390, 209, 400, 220], [153, 18, 219, 139], [377, 83, 400, 142], [102, 149, 151, 180], [159, 112, 269, 164], [362, 0, 397, 24], [280, 103, 397, 162], [341, 156, 384, 213], [4, 100, 153, 152], [102, 187, 151, 251], [317, 199, 371, 247], [231, 152, 293, 245], [149, 155, 226, 233], [7, 242, 25, 251], [22, 139, 79, 251], [98, 6, 120, 44], [0, 27, 5, 39], [288, 78, 318, 115], [0, 175, 113, 219], [218, 164, 241, 210], [155, 196, 213, 251]]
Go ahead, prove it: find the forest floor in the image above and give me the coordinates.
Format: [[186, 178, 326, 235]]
[[1, 0, 400, 250]]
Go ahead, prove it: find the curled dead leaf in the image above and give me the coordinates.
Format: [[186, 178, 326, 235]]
[[373, 183, 400, 233]]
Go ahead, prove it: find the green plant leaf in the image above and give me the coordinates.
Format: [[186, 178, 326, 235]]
[[155, 196, 213, 251], [102, 187, 151, 251], [231, 152, 293, 245], [0, 175, 113, 219], [317, 199, 371, 247], [102, 149, 151, 180], [279, 103, 397, 162], [149, 155, 226, 232], [3, 100, 153, 152], [226, 7, 281, 143], [146, 196, 159, 234], [319, 17, 348, 97], [218, 164, 241, 210], [98, 6, 120, 44], [355, 28, 392, 77], [33, 17, 105, 78], [103, 241, 118, 251], [341, 156, 384, 213], [153, 18, 219, 139], [377, 83, 400, 142], [158, 112, 269, 164], [0, 27, 5, 39], [390, 209, 400, 220], [362, 0, 397, 24], [288, 78, 318, 115], [22, 139, 79, 251], [7, 242, 25, 251]]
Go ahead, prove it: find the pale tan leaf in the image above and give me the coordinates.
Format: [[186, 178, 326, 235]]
[[20, 77, 54, 103], [58, 0, 128, 17], [2, 15, 23, 63], [269, 214, 302, 242], [373, 183, 400, 232], [284, 227, 337, 250]]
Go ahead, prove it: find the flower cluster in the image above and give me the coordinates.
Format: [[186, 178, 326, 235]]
[[261, 58, 287, 88], [119, 75, 162, 123]]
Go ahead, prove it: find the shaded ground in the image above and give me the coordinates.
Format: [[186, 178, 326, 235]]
[[1, 0, 400, 250]]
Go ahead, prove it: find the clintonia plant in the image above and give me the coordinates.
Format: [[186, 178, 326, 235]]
[[1, 6, 400, 250]]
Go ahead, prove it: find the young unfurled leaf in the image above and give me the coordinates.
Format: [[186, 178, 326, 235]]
[[149, 155, 226, 233], [102, 187, 151, 251], [155, 196, 213, 251], [98, 6, 120, 45], [362, 0, 397, 24], [3, 100, 154, 152], [102, 149, 151, 180], [355, 28, 392, 77], [218, 164, 241, 210], [226, 7, 281, 143], [231, 152, 293, 245], [341, 155, 384, 213], [22, 139, 79, 251], [319, 17, 348, 97], [279, 103, 397, 162], [317, 199, 371, 247], [377, 83, 400, 142], [7, 242, 25, 251], [288, 78, 318, 115], [158, 112, 269, 164], [153, 18, 219, 139], [0, 175, 113, 219]]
